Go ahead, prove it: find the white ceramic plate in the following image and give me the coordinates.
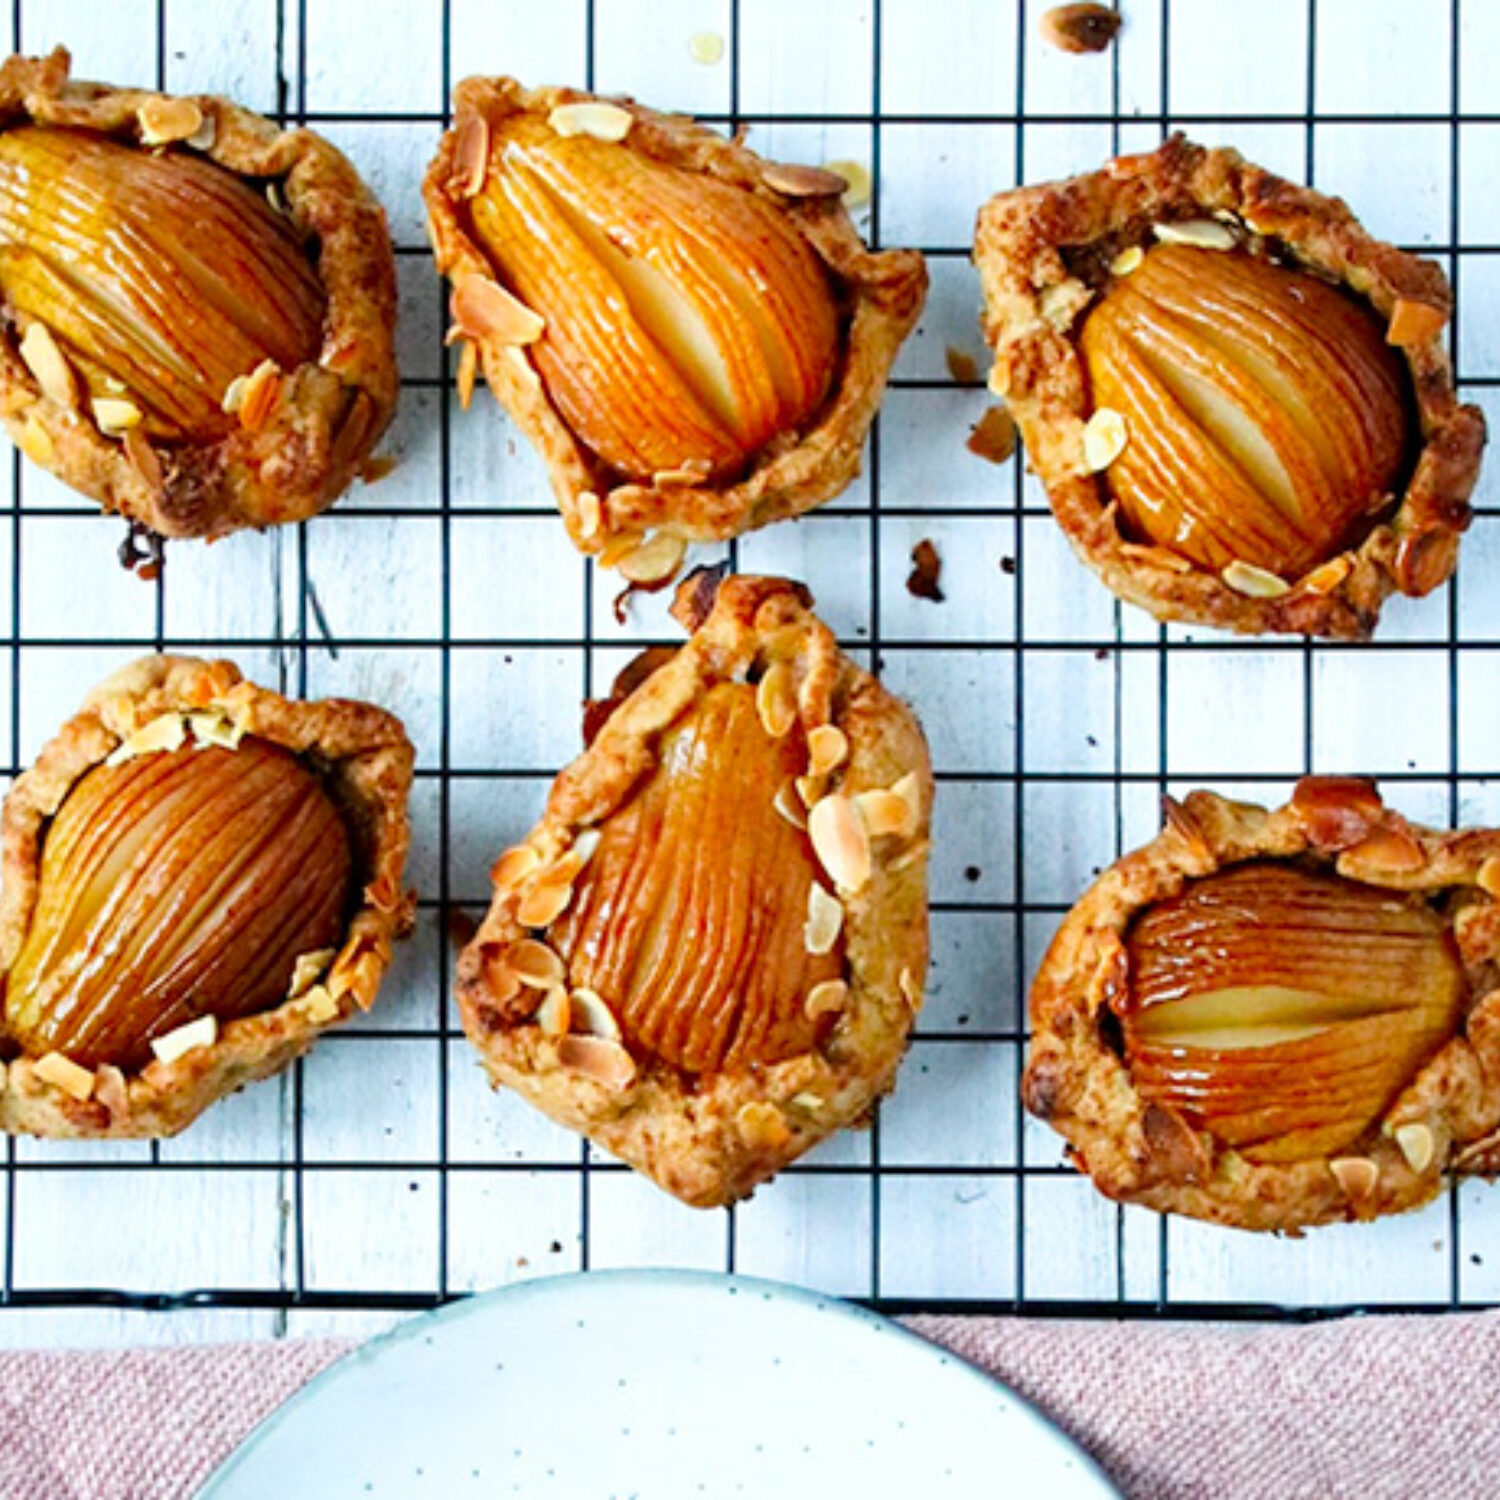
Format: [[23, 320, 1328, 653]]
[[203, 1271, 1118, 1498]]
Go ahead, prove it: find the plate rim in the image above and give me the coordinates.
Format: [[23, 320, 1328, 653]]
[[202, 1268, 1119, 1496]]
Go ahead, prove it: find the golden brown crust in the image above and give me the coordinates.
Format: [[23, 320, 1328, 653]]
[[424, 77, 927, 569], [455, 574, 932, 1207], [975, 134, 1486, 639], [0, 48, 398, 540], [0, 654, 416, 1138], [1024, 777, 1500, 1232]]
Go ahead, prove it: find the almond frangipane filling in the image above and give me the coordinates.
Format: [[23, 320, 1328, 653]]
[[6, 735, 352, 1072], [1117, 862, 1463, 1164], [548, 682, 843, 1074], [0, 125, 326, 443], [462, 114, 840, 483]]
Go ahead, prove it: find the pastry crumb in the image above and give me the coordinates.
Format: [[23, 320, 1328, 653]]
[[1040, 4, 1122, 53], [907, 539, 945, 602]]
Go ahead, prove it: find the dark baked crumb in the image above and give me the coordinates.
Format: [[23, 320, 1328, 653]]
[[907, 538, 945, 602], [1040, 3, 1122, 54]]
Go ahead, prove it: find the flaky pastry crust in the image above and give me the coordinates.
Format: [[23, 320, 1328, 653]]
[[0, 655, 415, 1138], [1024, 778, 1500, 1232], [456, 573, 932, 1208], [0, 48, 398, 539], [425, 77, 927, 570], [975, 135, 1486, 639]]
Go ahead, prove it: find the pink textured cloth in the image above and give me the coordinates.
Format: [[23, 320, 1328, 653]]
[[2, 1312, 1499, 1497]]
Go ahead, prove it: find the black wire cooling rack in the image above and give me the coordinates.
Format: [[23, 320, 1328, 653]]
[[0, 0, 1495, 1336]]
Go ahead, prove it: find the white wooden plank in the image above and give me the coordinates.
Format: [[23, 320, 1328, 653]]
[[734, 1175, 874, 1297], [301, 1169, 440, 1293], [593, 0, 733, 117], [878, 1175, 1016, 1300], [445, 1170, 581, 1292], [302, 0, 442, 115]]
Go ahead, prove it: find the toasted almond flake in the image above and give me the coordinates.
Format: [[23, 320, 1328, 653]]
[[20, 322, 78, 409], [557, 1034, 636, 1088], [123, 427, 163, 488], [855, 788, 914, 839], [891, 770, 923, 819], [491, 844, 542, 891], [1330, 1156, 1379, 1200], [95, 1063, 129, 1122], [34, 1051, 94, 1101], [756, 661, 797, 738], [572, 829, 602, 867], [503, 938, 566, 990], [1478, 855, 1500, 898], [265, 180, 287, 216], [548, 100, 633, 142], [138, 95, 204, 146], [790, 1092, 825, 1112], [221, 374, 248, 415], [19, 412, 52, 465], [106, 713, 186, 766], [805, 978, 849, 1020], [887, 838, 929, 874], [452, 273, 545, 347], [966, 404, 1017, 465], [185, 710, 244, 751], [288, 947, 338, 1001], [736, 1100, 792, 1148], [541, 847, 587, 888], [689, 29, 726, 65], [577, 490, 603, 541], [598, 530, 643, 570], [808, 793, 872, 894], [1395, 1122, 1436, 1174], [455, 339, 478, 410], [303, 984, 340, 1024], [807, 724, 848, 777], [150, 1014, 218, 1066], [1387, 297, 1447, 348], [185, 110, 217, 151], [1110, 245, 1145, 276], [1222, 559, 1290, 598], [1154, 218, 1237, 251], [762, 161, 848, 198], [773, 779, 808, 830], [805, 883, 844, 956], [617, 531, 687, 584], [569, 987, 621, 1041], [535, 986, 571, 1037], [1300, 554, 1352, 595], [238, 359, 282, 432], [1082, 407, 1127, 473], [518, 878, 575, 930], [825, 158, 872, 209], [652, 466, 710, 488], [795, 773, 824, 808], [92, 396, 143, 434], [453, 110, 491, 197], [1346, 825, 1426, 873], [898, 967, 921, 1011]]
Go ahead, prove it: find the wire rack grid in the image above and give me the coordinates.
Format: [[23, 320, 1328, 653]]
[[0, 0, 1497, 1346]]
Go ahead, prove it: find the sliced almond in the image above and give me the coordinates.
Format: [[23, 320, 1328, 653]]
[[1109, 245, 1144, 276], [1345, 825, 1426, 873], [1330, 1156, 1379, 1201], [453, 110, 491, 197], [1478, 856, 1500, 899], [19, 413, 52, 465], [185, 710, 244, 752], [805, 883, 844, 956], [576, 490, 603, 541], [557, 1034, 636, 1088], [568, 987, 621, 1041], [20, 322, 78, 409], [94, 1063, 129, 1122], [790, 1091, 825, 1113], [762, 161, 847, 198], [455, 338, 479, 410], [123, 427, 163, 488], [138, 96, 204, 146], [773, 779, 808, 830], [287, 946, 338, 1001], [652, 466, 711, 488], [452, 273, 545, 347], [805, 978, 849, 1020], [150, 1014, 218, 1066], [795, 773, 824, 809], [503, 937, 566, 990], [736, 1100, 792, 1148], [302, 984, 341, 1025], [689, 30, 726, 65], [106, 713, 186, 766], [807, 724, 848, 777], [855, 788, 915, 839], [1222, 559, 1290, 598], [185, 111, 218, 152], [617, 531, 687, 584], [1394, 1122, 1435, 1174], [1082, 407, 1127, 473], [535, 986, 571, 1037], [898, 967, 921, 1011], [1387, 297, 1447, 348], [238, 359, 282, 432], [756, 661, 797, 739], [808, 793, 872, 894], [824, 158, 872, 209], [221, 374, 248, 416], [1300, 555, 1352, 595], [518, 877, 576, 930], [547, 101, 633, 142], [34, 1051, 94, 1101], [491, 844, 542, 891], [1154, 219, 1237, 251]]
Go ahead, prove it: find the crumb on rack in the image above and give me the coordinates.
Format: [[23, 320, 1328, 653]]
[[907, 539, 945, 602]]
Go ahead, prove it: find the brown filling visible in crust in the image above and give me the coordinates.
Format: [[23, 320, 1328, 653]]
[[0, 126, 325, 443], [1116, 862, 1462, 1163], [5, 735, 352, 1071], [1079, 242, 1413, 580], [549, 682, 844, 1074]]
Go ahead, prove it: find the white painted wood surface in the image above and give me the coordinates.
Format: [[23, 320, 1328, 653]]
[[0, 0, 1493, 1346]]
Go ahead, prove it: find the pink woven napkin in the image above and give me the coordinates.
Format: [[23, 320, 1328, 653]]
[[3, 1310, 1499, 1497]]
